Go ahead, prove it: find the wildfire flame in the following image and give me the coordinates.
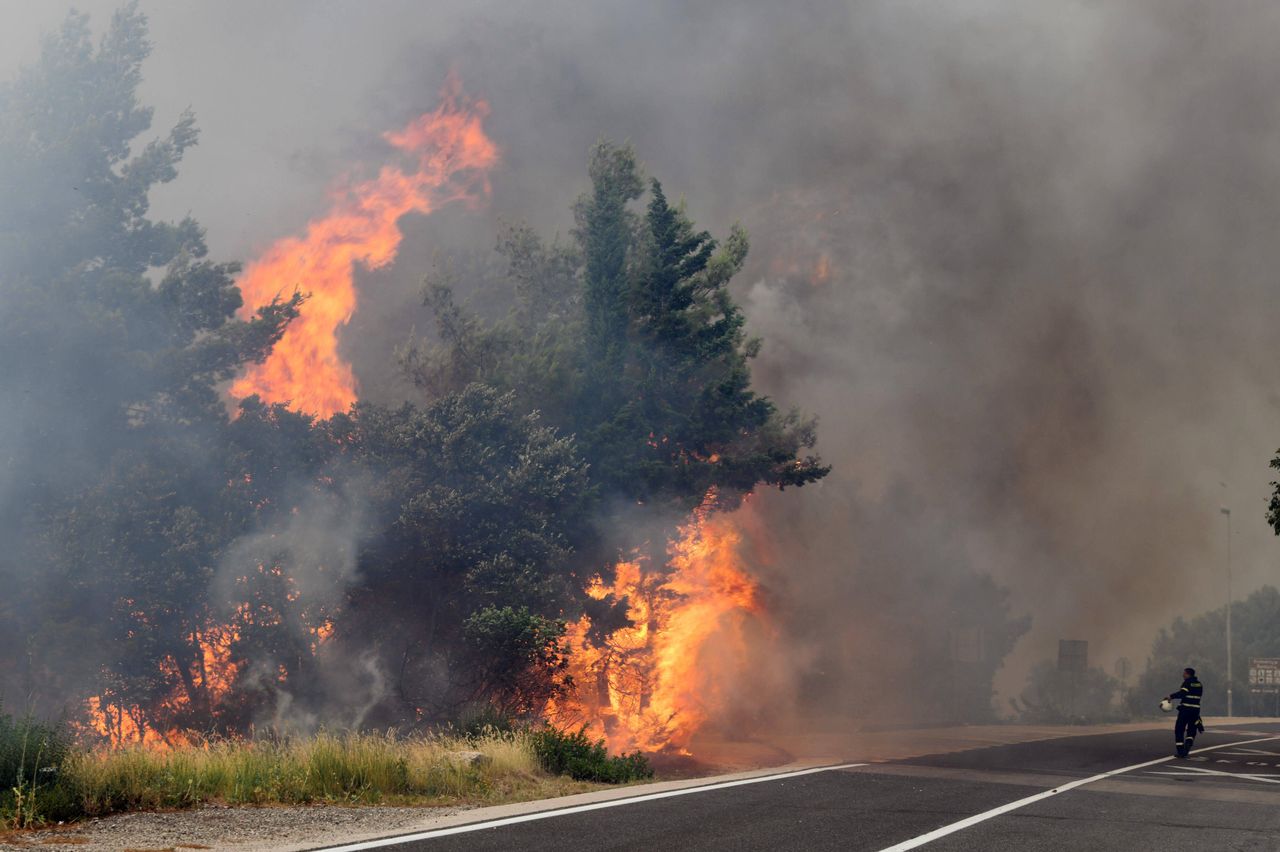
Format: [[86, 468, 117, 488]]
[[551, 491, 769, 754], [82, 586, 340, 748], [82, 621, 242, 749], [230, 74, 499, 416]]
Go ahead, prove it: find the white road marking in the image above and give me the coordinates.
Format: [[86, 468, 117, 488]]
[[876, 734, 1280, 851], [1147, 766, 1280, 783], [309, 762, 869, 851]]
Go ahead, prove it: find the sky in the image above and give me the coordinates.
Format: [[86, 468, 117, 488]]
[[5, 0, 1280, 710]]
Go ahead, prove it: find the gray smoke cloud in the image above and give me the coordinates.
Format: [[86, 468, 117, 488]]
[[212, 480, 390, 733], [4, 0, 1279, 720]]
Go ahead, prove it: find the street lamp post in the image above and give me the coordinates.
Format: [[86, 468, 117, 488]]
[[1221, 505, 1233, 717]]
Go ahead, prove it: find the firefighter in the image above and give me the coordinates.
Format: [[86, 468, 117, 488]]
[[1166, 667, 1203, 758]]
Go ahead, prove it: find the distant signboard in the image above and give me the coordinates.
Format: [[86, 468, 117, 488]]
[[1249, 657, 1280, 693], [1058, 640, 1088, 674], [950, 627, 985, 664]]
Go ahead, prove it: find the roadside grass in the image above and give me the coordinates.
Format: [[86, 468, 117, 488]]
[[3, 725, 651, 828], [63, 730, 597, 816]]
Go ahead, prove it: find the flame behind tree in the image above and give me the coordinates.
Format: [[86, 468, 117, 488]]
[[81, 622, 242, 748], [549, 490, 769, 753], [231, 75, 499, 416]]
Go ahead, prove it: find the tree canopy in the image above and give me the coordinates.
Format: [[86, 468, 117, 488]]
[[402, 141, 830, 515], [0, 4, 298, 725], [1129, 585, 1280, 717]]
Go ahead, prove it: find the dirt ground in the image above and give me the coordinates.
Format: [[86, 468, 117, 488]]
[[0, 804, 469, 852]]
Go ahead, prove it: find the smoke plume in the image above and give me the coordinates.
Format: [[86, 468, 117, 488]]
[[4, 0, 1279, 728]]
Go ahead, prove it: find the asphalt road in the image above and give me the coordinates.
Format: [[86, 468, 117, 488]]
[[316, 722, 1280, 851]]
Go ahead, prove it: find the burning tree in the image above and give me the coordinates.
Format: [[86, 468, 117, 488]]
[[0, 5, 298, 734], [402, 142, 830, 749], [1, 6, 826, 751]]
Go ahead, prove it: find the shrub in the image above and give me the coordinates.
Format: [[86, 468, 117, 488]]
[[0, 705, 78, 826], [1012, 661, 1126, 724], [529, 726, 652, 783], [455, 704, 519, 740]]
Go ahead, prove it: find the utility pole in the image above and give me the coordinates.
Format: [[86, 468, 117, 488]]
[[1221, 505, 1233, 717]]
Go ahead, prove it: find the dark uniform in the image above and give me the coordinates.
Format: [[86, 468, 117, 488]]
[[1167, 671, 1203, 757]]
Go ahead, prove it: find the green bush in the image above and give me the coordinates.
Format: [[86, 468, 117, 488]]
[[0, 705, 78, 826], [455, 704, 519, 741], [530, 726, 652, 783]]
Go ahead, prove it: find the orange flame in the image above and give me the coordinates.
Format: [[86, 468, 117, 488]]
[[551, 491, 768, 753], [80, 621, 242, 749], [811, 252, 831, 287], [310, 618, 335, 655], [230, 74, 499, 416]]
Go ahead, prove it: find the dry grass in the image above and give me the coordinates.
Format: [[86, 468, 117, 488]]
[[60, 730, 598, 818]]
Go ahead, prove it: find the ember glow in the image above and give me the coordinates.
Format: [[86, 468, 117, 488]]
[[230, 75, 499, 416], [550, 491, 768, 754]]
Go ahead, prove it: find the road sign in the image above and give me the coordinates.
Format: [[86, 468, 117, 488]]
[[950, 627, 984, 663], [1249, 658, 1280, 716], [1114, 657, 1131, 682], [1249, 657, 1280, 692], [1058, 640, 1088, 674]]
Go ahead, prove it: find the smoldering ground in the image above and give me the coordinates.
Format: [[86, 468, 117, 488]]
[[4, 0, 1280, 727]]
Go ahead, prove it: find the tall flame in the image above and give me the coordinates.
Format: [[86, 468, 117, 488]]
[[552, 492, 768, 754], [230, 75, 499, 416]]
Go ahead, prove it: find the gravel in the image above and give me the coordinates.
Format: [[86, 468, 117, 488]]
[[0, 804, 469, 852]]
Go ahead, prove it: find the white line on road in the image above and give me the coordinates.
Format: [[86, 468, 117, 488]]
[[1147, 765, 1280, 783], [876, 734, 1280, 851], [309, 762, 869, 852]]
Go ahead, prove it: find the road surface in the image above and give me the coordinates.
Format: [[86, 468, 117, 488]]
[[313, 722, 1280, 851]]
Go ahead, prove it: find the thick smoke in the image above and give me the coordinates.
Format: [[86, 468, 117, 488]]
[[214, 482, 381, 733], [4, 0, 1280, 724]]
